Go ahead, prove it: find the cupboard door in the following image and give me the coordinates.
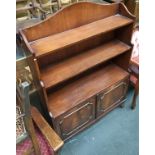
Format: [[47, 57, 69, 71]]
[[58, 97, 95, 139], [97, 79, 128, 116]]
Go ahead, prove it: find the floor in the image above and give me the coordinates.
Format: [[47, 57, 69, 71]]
[[59, 88, 139, 155]]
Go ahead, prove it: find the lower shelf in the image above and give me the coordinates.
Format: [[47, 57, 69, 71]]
[[47, 63, 129, 139]]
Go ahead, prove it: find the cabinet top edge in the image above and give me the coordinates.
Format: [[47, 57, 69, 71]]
[[19, 2, 134, 43]]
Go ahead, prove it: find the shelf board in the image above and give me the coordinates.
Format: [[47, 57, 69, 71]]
[[30, 14, 133, 57], [40, 40, 131, 89], [47, 64, 129, 118]]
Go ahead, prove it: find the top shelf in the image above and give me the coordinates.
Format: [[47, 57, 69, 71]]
[[29, 14, 133, 58]]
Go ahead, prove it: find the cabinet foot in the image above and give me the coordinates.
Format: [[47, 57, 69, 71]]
[[131, 104, 136, 110], [119, 103, 124, 108]]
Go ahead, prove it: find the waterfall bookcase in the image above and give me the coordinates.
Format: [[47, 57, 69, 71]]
[[20, 2, 135, 141]]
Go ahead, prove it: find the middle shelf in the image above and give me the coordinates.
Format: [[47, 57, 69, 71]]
[[40, 39, 131, 89]]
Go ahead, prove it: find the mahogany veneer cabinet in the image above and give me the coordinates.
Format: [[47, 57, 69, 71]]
[[20, 2, 135, 140]]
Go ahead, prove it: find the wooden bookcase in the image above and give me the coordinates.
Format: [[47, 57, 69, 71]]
[[20, 2, 135, 140]]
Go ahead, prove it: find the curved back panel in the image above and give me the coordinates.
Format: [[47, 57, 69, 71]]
[[22, 2, 119, 42]]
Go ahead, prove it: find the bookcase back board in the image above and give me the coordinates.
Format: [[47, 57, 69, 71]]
[[20, 2, 135, 140]]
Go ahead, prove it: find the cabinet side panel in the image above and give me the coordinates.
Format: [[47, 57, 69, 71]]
[[112, 49, 132, 71], [113, 24, 134, 71], [115, 23, 134, 45]]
